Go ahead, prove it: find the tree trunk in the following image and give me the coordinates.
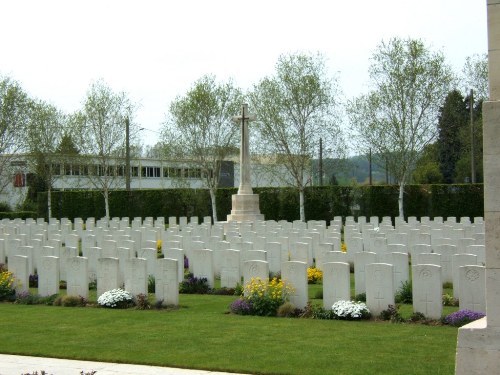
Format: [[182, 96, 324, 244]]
[[104, 189, 110, 222], [209, 188, 217, 223], [299, 189, 305, 222], [398, 182, 405, 219], [47, 186, 52, 219]]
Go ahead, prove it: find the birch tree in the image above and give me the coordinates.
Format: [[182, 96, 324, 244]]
[[163, 75, 242, 222], [0, 75, 30, 196], [249, 52, 343, 222], [347, 37, 454, 218], [73, 80, 135, 221], [25, 100, 67, 218]]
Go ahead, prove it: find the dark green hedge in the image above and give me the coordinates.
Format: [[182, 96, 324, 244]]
[[0, 211, 37, 220], [36, 184, 484, 222]]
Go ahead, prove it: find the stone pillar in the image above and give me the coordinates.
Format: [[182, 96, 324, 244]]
[[227, 104, 264, 223], [455, 1, 500, 373]]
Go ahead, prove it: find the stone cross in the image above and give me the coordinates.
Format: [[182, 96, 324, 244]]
[[233, 103, 256, 195]]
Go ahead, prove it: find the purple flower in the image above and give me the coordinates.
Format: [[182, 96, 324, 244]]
[[230, 299, 253, 315], [444, 309, 485, 327]]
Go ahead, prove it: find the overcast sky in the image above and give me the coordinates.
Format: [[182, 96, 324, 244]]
[[1, 0, 488, 147]]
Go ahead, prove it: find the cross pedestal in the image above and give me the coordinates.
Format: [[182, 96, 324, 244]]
[[227, 103, 264, 223], [455, 1, 500, 372]]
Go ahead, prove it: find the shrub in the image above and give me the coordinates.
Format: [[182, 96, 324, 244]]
[[134, 293, 151, 310], [29, 273, 38, 288], [230, 298, 253, 315], [443, 309, 485, 327], [395, 280, 412, 304], [88, 279, 97, 290], [156, 239, 162, 254], [409, 312, 427, 323], [54, 295, 87, 307], [234, 283, 244, 296], [307, 267, 323, 284], [354, 292, 366, 302], [309, 305, 336, 320], [211, 287, 236, 295], [277, 302, 297, 317], [15, 291, 58, 305], [0, 270, 17, 301], [148, 275, 155, 293], [379, 305, 404, 323], [442, 293, 459, 306], [331, 300, 371, 320], [97, 288, 134, 308], [242, 277, 295, 317], [179, 276, 210, 294], [341, 243, 347, 253], [314, 289, 323, 299]]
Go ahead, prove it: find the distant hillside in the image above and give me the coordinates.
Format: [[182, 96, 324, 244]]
[[312, 155, 390, 185]]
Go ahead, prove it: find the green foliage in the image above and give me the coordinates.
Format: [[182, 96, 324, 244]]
[[354, 292, 366, 302], [395, 280, 413, 304], [15, 291, 59, 305], [442, 293, 459, 307], [134, 293, 151, 310], [36, 183, 484, 222], [148, 275, 155, 293], [276, 302, 297, 317], [241, 277, 294, 317], [53, 295, 87, 307], [0, 270, 16, 300], [179, 275, 210, 294], [379, 305, 404, 323]]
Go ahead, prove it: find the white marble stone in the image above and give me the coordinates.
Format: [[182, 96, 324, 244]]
[[97, 257, 120, 298], [155, 257, 179, 306], [412, 264, 442, 319], [124, 258, 147, 296], [66, 256, 89, 299], [365, 263, 394, 316], [354, 251, 377, 295], [281, 261, 308, 309], [322, 262, 350, 309], [459, 265, 486, 313], [38, 256, 60, 297]]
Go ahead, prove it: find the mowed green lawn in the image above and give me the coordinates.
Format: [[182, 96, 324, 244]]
[[0, 293, 458, 375]]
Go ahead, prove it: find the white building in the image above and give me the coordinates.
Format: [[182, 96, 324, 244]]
[[0, 154, 298, 209]]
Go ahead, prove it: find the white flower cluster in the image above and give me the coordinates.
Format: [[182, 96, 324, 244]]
[[97, 288, 133, 308], [332, 300, 370, 319]]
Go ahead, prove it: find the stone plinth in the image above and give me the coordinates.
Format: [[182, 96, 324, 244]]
[[455, 0, 500, 365], [456, 318, 500, 374], [227, 193, 264, 222]]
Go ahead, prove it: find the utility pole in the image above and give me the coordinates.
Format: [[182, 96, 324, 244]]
[[125, 117, 131, 191], [470, 89, 476, 183], [369, 148, 372, 185], [319, 138, 323, 186]]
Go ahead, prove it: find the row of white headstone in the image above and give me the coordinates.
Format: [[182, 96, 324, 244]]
[[1, 216, 485, 317]]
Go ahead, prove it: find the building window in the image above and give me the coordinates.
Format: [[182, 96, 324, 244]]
[[131, 166, 139, 177], [141, 166, 160, 178]]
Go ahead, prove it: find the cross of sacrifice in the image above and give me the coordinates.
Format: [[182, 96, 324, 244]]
[[233, 103, 256, 195]]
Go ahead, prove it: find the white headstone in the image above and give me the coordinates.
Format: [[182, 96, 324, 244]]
[[38, 256, 60, 297], [192, 249, 214, 288], [156, 258, 179, 306], [125, 258, 147, 296], [458, 265, 486, 313], [66, 256, 89, 299], [354, 251, 378, 295], [412, 264, 442, 319], [97, 257, 120, 298], [281, 261, 308, 309], [220, 249, 241, 289], [243, 260, 269, 287], [322, 261, 350, 309], [365, 263, 394, 316]]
